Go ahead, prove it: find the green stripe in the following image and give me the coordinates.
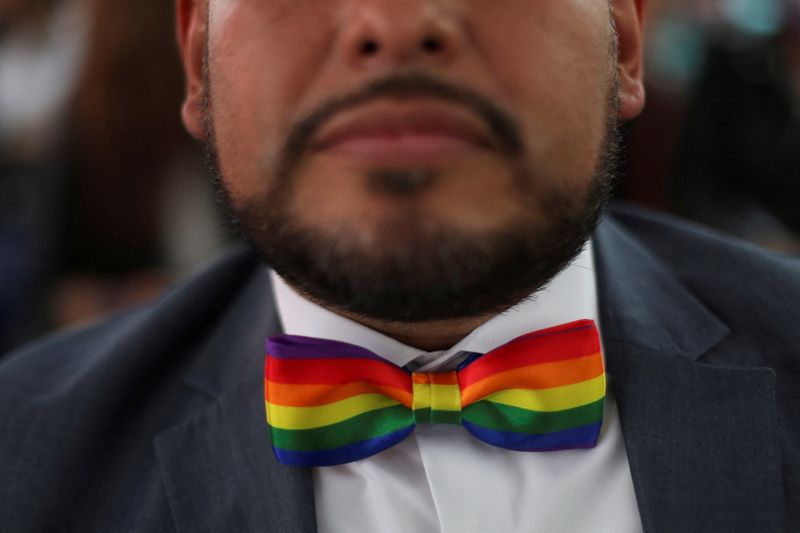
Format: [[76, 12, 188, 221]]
[[414, 408, 461, 425], [270, 404, 412, 452], [462, 398, 604, 435]]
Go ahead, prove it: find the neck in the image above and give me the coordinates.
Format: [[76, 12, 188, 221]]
[[283, 279, 496, 351], [337, 311, 494, 352]]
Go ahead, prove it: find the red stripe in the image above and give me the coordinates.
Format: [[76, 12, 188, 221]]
[[266, 356, 412, 390], [459, 320, 600, 388]]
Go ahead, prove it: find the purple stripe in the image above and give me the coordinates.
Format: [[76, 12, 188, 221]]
[[267, 334, 386, 361], [463, 420, 602, 451], [272, 425, 414, 466]]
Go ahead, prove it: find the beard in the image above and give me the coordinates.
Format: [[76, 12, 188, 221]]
[[202, 66, 620, 323]]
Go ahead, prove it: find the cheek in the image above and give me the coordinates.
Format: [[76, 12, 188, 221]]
[[471, 0, 615, 184], [207, 1, 335, 203]]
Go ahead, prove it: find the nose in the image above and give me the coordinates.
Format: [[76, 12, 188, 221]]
[[337, 0, 463, 70]]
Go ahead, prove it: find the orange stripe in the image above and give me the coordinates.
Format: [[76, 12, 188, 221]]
[[461, 352, 604, 407], [412, 372, 459, 385], [459, 326, 600, 388], [266, 379, 413, 408]]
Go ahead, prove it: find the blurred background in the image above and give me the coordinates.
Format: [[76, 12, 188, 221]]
[[1, 0, 798, 354]]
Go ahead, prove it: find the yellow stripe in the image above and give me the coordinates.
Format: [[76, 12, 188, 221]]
[[430, 383, 461, 412], [266, 393, 401, 430], [413, 382, 461, 412], [486, 374, 606, 412], [412, 381, 430, 411]]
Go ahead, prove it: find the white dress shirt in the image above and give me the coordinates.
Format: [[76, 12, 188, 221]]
[[270, 243, 643, 533]]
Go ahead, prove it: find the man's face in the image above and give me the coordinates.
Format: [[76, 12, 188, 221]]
[[178, 0, 645, 322]]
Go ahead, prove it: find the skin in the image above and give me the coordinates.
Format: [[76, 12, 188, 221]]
[[176, 0, 646, 350]]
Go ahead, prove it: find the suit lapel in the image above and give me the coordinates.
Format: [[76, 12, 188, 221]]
[[154, 379, 316, 533], [595, 216, 783, 533], [154, 263, 316, 533]]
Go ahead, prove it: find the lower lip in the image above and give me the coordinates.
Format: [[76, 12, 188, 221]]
[[314, 134, 487, 165]]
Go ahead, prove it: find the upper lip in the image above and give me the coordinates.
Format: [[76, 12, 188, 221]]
[[310, 99, 494, 152]]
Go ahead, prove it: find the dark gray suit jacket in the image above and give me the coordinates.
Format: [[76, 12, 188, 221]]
[[1, 204, 798, 532]]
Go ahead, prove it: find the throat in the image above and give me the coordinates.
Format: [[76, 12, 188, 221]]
[[335, 310, 493, 352]]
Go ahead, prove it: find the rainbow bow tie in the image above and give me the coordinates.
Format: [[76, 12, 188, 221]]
[[265, 319, 605, 467]]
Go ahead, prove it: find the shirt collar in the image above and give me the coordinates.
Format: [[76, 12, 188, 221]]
[[270, 241, 598, 371]]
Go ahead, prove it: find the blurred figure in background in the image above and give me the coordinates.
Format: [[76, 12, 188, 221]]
[[624, 0, 800, 252], [621, 0, 716, 212], [0, 0, 225, 354], [672, 0, 800, 251], [0, 0, 91, 353], [56, 0, 225, 327]]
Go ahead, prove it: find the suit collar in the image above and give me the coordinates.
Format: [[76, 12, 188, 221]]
[[180, 250, 280, 400], [154, 374, 317, 533], [594, 214, 730, 360], [155, 257, 317, 532], [595, 212, 783, 532]]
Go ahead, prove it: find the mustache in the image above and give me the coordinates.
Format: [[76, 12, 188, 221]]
[[277, 72, 525, 180]]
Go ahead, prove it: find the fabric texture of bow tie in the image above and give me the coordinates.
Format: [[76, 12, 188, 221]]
[[264, 319, 605, 467]]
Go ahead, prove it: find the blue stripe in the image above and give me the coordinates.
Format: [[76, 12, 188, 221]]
[[456, 351, 485, 371], [272, 425, 415, 466], [462, 420, 602, 451]]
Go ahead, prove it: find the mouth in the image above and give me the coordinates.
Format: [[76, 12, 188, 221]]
[[309, 98, 494, 166]]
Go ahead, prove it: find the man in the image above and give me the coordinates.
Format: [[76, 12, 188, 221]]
[[1, 1, 797, 532]]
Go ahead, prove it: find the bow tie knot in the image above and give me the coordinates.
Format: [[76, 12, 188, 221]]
[[412, 372, 462, 425], [265, 319, 606, 467]]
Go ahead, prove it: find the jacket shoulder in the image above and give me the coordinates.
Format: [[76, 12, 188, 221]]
[[0, 244, 263, 397], [606, 203, 800, 362], [607, 203, 800, 290], [0, 245, 272, 531]]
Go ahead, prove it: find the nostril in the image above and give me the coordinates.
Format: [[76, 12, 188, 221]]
[[420, 37, 442, 54], [360, 39, 380, 56]]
